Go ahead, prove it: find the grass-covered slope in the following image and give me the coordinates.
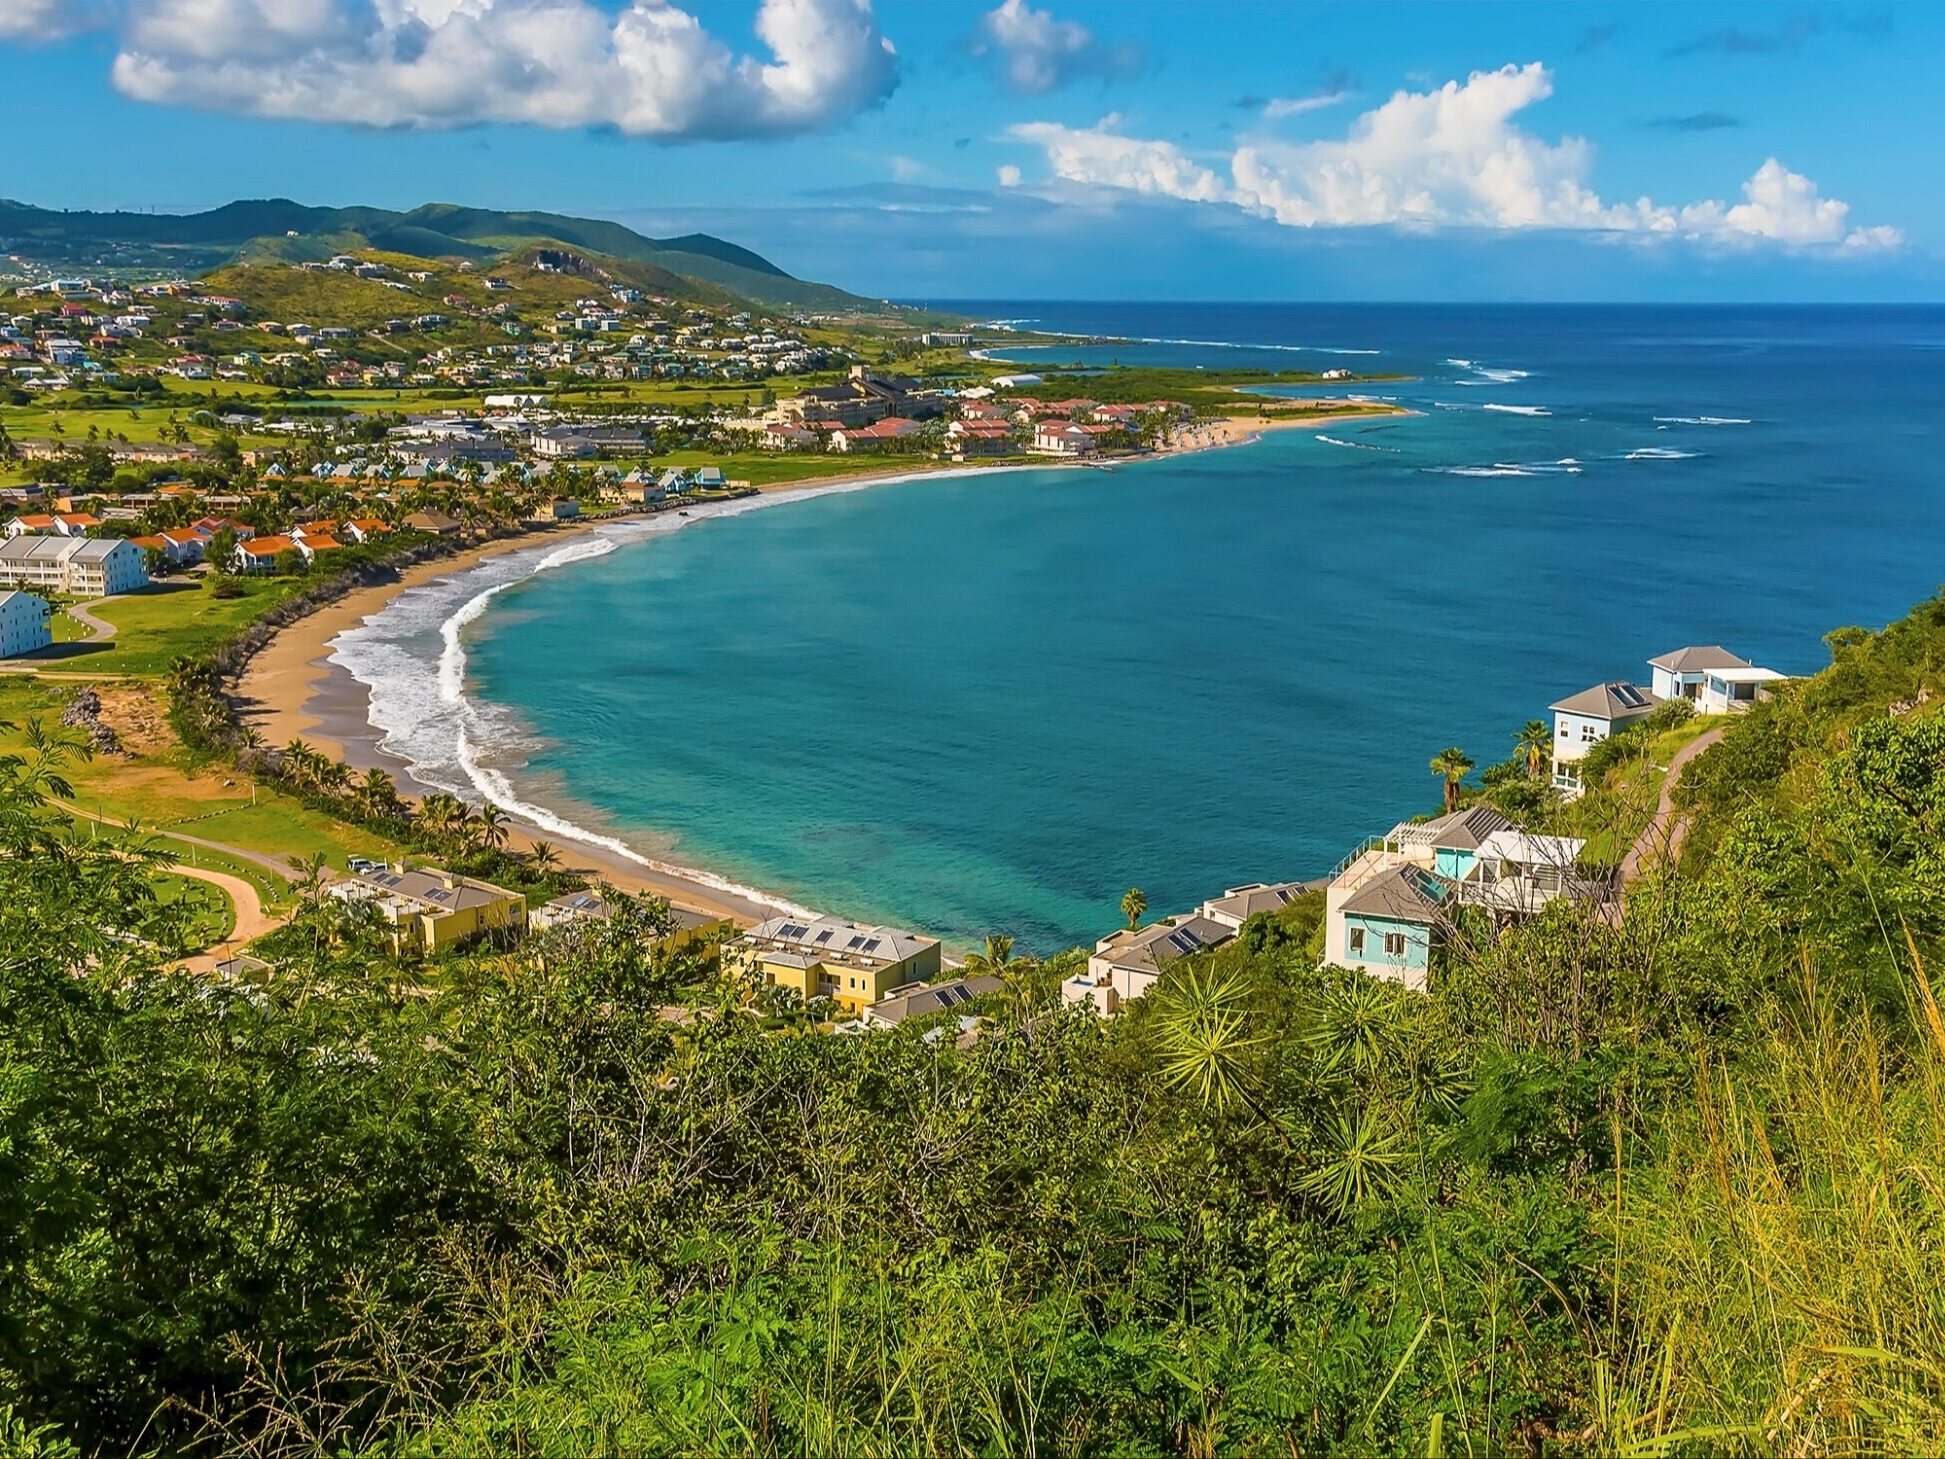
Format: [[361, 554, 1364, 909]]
[[0, 195, 877, 311]]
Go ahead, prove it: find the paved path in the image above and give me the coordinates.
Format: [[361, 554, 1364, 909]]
[[169, 863, 285, 974], [65, 598, 118, 642], [1619, 725, 1726, 885]]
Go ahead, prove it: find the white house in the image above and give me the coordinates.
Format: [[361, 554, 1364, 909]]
[[0, 536, 148, 596], [1548, 681, 1659, 795], [1648, 645, 1785, 715], [1032, 419, 1099, 455], [0, 590, 52, 658]]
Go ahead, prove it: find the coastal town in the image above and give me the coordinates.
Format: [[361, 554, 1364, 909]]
[[0, 249, 1784, 1038], [7, 8, 1935, 1449]]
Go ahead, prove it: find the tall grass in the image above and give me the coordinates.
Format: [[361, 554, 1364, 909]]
[[1601, 948, 1945, 1455]]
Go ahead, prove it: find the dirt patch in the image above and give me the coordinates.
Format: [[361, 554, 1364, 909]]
[[92, 684, 173, 758]]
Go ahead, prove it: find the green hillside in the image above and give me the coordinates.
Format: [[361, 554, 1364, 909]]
[[0, 195, 882, 312]]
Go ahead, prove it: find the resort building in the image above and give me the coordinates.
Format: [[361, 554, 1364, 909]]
[[0, 536, 149, 596], [0, 590, 52, 657], [1549, 681, 1659, 796], [1647, 645, 1786, 715], [1323, 806, 1604, 989], [729, 913, 943, 1014], [328, 864, 527, 953]]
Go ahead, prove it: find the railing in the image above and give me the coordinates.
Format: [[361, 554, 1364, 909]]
[[1326, 835, 1387, 884]]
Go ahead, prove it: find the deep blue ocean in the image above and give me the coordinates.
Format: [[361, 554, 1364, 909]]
[[337, 303, 1945, 951]]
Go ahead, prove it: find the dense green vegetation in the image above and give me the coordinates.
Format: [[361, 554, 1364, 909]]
[[10, 592, 1945, 1457]]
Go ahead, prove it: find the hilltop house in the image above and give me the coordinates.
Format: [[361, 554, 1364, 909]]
[[728, 914, 943, 1014], [1322, 806, 1604, 989], [1549, 680, 1659, 795], [861, 973, 1001, 1028], [1065, 914, 1233, 1015], [1647, 645, 1786, 715]]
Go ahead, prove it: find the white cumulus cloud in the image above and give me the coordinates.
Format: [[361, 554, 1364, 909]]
[[69, 0, 899, 139], [973, 0, 1135, 94], [1010, 63, 1900, 252]]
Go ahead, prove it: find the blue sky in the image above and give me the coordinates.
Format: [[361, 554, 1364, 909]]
[[4, 1, 1941, 300]]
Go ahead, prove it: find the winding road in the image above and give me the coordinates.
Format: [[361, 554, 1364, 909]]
[[169, 863, 283, 974], [1618, 725, 1725, 885]]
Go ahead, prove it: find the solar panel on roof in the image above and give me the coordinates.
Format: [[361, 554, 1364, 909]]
[[814, 929, 834, 943], [862, 938, 881, 952], [847, 935, 867, 949], [778, 922, 809, 939], [1614, 684, 1648, 708]]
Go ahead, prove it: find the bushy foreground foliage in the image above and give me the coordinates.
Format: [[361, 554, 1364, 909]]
[[9, 595, 1945, 1456]]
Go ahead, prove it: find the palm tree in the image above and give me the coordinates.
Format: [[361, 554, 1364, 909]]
[[1429, 746, 1474, 812], [282, 739, 319, 788], [474, 803, 508, 852], [315, 759, 351, 799], [1514, 720, 1552, 782], [965, 932, 1017, 976], [1121, 887, 1148, 930], [527, 839, 560, 876], [357, 767, 399, 820], [420, 792, 462, 840]]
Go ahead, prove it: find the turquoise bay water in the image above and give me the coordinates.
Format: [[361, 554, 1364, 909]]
[[449, 304, 1945, 951]]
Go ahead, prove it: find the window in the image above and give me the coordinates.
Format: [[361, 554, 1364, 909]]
[[1580, 723, 1600, 742], [1558, 722, 1570, 737], [1383, 932, 1408, 957], [1347, 927, 1366, 955]]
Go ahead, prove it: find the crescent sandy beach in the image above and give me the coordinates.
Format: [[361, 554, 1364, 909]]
[[232, 410, 1363, 926]]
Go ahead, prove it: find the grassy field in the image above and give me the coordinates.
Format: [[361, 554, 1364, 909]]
[[0, 677, 409, 885], [42, 577, 304, 677]]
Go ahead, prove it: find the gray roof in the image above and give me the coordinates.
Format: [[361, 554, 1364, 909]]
[[0, 535, 135, 564], [1340, 865, 1449, 924], [1550, 681, 1660, 719], [1649, 645, 1750, 673], [1098, 914, 1234, 974], [1202, 880, 1311, 921], [742, 913, 937, 967], [345, 866, 519, 914], [1416, 804, 1514, 852], [867, 974, 1002, 1024]]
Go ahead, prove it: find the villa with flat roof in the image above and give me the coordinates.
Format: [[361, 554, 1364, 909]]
[[1323, 805, 1607, 989], [1648, 645, 1786, 715], [729, 913, 943, 1013]]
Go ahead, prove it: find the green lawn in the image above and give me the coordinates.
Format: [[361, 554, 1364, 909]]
[[46, 578, 304, 677]]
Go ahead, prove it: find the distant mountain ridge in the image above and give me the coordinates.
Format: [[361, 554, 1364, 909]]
[[0, 196, 869, 311]]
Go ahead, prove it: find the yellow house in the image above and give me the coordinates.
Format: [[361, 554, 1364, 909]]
[[730, 913, 943, 1013], [332, 864, 527, 953]]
